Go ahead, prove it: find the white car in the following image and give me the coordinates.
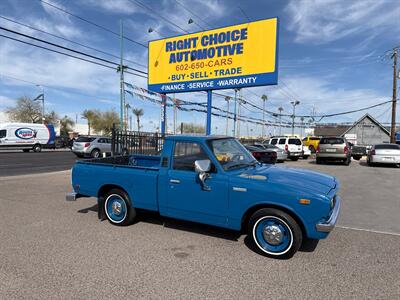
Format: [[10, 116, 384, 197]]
[[267, 137, 303, 161], [367, 144, 400, 167], [302, 145, 311, 159]]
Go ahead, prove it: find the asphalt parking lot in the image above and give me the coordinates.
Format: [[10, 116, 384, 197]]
[[0, 157, 399, 299], [0, 150, 78, 176]]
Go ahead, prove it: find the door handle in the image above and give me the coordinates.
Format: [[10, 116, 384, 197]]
[[169, 179, 180, 184]]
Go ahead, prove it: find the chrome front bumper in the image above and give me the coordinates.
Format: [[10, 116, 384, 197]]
[[316, 195, 341, 232]]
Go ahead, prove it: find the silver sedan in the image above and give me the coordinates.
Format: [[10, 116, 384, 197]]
[[259, 143, 288, 162], [367, 144, 400, 167]]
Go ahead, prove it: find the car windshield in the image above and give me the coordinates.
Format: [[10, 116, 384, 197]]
[[375, 144, 400, 150], [209, 138, 257, 171], [320, 137, 344, 144], [76, 136, 96, 142]]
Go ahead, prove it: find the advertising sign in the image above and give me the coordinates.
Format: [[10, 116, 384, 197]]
[[148, 18, 279, 93]]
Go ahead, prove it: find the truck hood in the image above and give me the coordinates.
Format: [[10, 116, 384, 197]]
[[236, 165, 336, 195]]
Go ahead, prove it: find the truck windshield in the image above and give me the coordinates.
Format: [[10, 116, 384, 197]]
[[208, 138, 257, 170]]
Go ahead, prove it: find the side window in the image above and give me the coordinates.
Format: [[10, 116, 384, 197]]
[[106, 138, 111, 144], [173, 142, 208, 171], [270, 138, 278, 145], [278, 139, 286, 145], [0, 129, 6, 138], [97, 138, 104, 143]]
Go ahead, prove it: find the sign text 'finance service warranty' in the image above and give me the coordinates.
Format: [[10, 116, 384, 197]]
[[148, 18, 279, 93]]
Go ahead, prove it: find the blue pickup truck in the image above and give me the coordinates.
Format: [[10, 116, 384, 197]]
[[67, 135, 340, 258]]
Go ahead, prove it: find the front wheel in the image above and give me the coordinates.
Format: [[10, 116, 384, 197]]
[[248, 208, 302, 258], [104, 189, 136, 226]]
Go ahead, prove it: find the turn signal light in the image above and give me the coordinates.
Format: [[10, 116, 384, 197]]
[[316, 145, 320, 153], [299, 199, 311, 205], [344, 146, 348, 154]]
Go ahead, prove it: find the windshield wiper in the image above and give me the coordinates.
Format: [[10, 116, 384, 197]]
[[226, 163, 254, 170]]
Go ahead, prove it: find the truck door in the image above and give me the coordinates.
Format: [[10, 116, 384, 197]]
[[166, 141, 228, 227]]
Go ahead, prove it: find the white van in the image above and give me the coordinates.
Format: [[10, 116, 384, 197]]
[[0, 122, 56, 152]]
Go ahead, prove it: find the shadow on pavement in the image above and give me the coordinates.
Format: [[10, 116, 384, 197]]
[[359, 160, 399, 168]]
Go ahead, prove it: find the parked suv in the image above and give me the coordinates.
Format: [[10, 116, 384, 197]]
[[302, 136, 320, 153], [268, 136, 303, 161], [72, 136, 112, 158], [316, 137, 351, 165]]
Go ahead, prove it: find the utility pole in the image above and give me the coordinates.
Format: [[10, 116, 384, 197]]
[[237, 89, 242, 138], [173, 93, 177, 134], [261, 94, 268, 137], [390, 48, 398, 143], [225, 96, 230, 136], [290, 100, 300, 136], [119, 20, 126, 130], [233, 88, 239, 137]]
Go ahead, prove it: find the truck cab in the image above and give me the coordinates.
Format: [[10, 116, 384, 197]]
[[68, 135, 341, 258]]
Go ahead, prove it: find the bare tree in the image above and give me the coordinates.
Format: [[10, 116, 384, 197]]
[[6, 96, 41, 123]]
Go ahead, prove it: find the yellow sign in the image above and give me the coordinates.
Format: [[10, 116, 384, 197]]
[[148, 18, 279, 93]]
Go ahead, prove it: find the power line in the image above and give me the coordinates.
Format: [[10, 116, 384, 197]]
[[0, 15, 147, 69], [0, 34, 147, 78], [127, 0, 189, 34], [39, 0, 148, 48], [173, 0, 214, 29], [0, 26, 147, 76]]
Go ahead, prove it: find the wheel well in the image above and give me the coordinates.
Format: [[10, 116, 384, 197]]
[[91, 148, 100, 153], [98, 184, 128, 199], [241, 204, 307, 237]]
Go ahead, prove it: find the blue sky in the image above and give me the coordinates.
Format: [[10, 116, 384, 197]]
[[0, 0, 399, 135]]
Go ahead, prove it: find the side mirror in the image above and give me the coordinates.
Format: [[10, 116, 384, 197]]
[[195, 159, 211, 173], [194, 159, 211, 191]]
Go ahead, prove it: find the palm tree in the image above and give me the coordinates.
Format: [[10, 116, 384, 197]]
[[81, 109, 98, 135], [60, 115, 75, 136], [132, 108, 144, 132]]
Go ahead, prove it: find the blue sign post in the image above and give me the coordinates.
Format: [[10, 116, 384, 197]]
[[206, 90, 213, 135]]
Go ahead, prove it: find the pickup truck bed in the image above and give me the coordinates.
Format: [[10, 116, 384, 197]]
[[72, 155, 161, 211]]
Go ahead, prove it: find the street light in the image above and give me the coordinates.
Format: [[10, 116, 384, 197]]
[[224, 96, 231, 136], [290, 100, 300, 136], [34, 85, 45, 124], [261, 94, 268, 137], [278, 107, 284, 135]]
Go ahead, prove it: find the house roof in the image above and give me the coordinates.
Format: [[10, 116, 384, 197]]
[[341, 113, 390, 136], [314, 125, 350, 137], [313, 113, 390, 137]]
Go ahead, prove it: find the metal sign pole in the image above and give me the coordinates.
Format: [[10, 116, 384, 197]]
[[161, 93, 167, 135], [206, 90, 212, 135]]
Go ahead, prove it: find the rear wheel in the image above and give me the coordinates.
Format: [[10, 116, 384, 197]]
[[248, 208, 302, 259], [33, 144, 41, 153], [104, 188, 136, 226], [316, 157, 322, 164], [91, 149, 101, 158]]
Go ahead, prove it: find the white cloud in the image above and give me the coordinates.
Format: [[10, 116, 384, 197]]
[[84, 0, 138, 14], [0, 95, 15, 108], [285, 0, 400, 44]]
